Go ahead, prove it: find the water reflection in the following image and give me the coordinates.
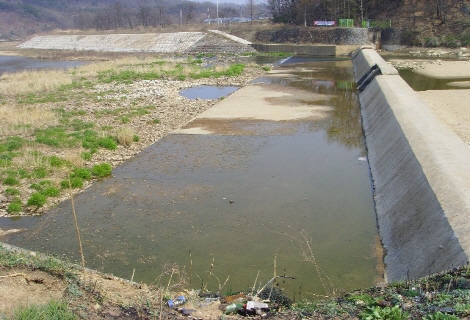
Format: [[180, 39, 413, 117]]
[[180, 85, 239, 100], [273, 58, 363, 150]]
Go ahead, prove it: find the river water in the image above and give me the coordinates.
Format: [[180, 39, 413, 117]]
[[1, 56, 380, 299], [0, 55, 86, 75]]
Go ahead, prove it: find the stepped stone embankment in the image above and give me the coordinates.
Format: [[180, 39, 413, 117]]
[[18, 31, 255, 54], [353, 48, 470, 282]]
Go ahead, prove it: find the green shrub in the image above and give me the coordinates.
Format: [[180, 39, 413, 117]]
[[360, 305, 408, 320], [35, 127, 78, 148], [68, 119, 95, 131], [41, 187, 60, 197], [424, 36, 440, 47], [81, 131, 99, 149], [30, 180, 53, 192], [461, 30, 470, 46], [81, 152, 92, 161], [98, 137, 117, 150], [60, 177, 84, 189], [3, 176, 19, 186], [5, 136, 24, 151], [5, 187, 20, 196], [7, 198, 22, 214], [92, 163, 112, 178], [27, 192, 47, 208], [49, 156, 68, 167], [424, 312, 460, 320], [71, 168, 92, 180], [441, 34, 460, 48], [30, 183, 42, 191], [11, 299, 76, 320], [17, 168, 30, 179], [33, 167, 47, 178], [133, 135, 140, 142]]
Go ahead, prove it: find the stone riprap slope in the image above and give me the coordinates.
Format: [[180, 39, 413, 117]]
[[18, 31, 255, 54]]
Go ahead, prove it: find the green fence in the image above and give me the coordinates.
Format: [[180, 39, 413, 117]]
[[362, 20, 392, 28], [338, 19, 354, 27]]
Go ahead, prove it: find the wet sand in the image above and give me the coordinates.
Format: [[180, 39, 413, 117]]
[[414, 61, 470, 146]]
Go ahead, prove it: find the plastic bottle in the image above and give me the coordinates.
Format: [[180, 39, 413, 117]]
[[167, 295, 186, 308], [225, 303, 243, 314]]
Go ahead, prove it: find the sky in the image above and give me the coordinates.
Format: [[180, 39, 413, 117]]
[[193, 0, 262, 5]]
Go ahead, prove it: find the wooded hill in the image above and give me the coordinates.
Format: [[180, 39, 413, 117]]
[[0, 0, 469, 47], [268, 0, 470, 46], [0, 0, 269, 40]]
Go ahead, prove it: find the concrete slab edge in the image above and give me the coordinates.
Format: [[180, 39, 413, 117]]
[[208, 29, 252, 45]]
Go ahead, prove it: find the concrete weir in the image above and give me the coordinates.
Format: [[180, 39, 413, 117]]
[[352, 48, 470, 282]]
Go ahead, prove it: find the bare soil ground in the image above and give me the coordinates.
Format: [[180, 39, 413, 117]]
[[0, 249, 296, 319]]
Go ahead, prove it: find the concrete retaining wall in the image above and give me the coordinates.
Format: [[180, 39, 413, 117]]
[[19, 33, 206, 52], [17, 32, 255, 54], [250, 43, 335, 56], [255, 27, 369, 45], [353, 48, 470, 282]]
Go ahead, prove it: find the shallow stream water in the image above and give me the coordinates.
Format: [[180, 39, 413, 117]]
[[1, 56, 380, 299], [0, 55, 86, 75]]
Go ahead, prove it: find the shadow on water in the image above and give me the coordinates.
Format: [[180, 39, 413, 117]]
[[1, 57, 380, 299]]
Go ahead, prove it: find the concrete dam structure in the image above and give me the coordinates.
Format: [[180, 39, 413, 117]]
[[353, 48, 470, 282]]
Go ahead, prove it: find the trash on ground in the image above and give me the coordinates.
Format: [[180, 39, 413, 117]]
[[167, 295, 186, 308]]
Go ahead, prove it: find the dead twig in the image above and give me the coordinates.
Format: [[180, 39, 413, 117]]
[[0, 273, 28, 279]]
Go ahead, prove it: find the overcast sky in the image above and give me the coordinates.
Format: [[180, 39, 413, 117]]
[[193, 0, 261, 5]]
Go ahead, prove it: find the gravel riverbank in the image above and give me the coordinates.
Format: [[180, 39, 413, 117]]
[[0, 60, 268, 217]]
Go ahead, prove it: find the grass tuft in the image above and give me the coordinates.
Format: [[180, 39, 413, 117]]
[[11, 300, 77, 320]]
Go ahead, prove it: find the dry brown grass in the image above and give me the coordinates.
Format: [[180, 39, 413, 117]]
[[0, 69, 73, 95], [0, 105, 58, 135], [64, 150, 85, 168], [116, 127, 135, 147], [9, 145, 45, 168]]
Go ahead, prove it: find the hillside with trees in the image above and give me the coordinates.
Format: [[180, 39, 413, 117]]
[[0, 0, 269, 39], [268, 0, 470, 46], [0, 0, 469, 47]]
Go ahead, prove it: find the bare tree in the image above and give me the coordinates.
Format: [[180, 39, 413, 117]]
[[435, 0, 449, 24], [114, 2, 124, 28], [246, 0, 256, 22], [138, 4, 152, 26], [185, 2, 195, 24]]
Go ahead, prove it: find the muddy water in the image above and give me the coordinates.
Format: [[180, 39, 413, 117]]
[[2, 57, 380, 298], [398, 69, 470, 91]]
